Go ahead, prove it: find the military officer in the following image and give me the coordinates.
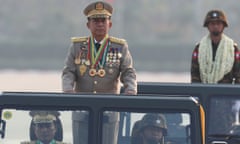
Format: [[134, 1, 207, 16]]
[[191, 9, 240, 84], [20, 111, 68, 144], [131, 113, 168, 144], [61, 1, 137, 144]]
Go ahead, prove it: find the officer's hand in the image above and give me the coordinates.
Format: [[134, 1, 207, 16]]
[[124, 90, 137, 95], [63, 90, 75, 93]]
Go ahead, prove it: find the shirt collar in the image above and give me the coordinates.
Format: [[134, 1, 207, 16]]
[[94, 39, 103, 44]]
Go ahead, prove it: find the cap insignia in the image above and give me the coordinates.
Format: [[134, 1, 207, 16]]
[[95, 2, 104, 10], [212, 12, 218, 17], [156, 119, 161, 124]]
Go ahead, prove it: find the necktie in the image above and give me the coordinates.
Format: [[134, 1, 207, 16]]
[[95, 43, 101, 51]]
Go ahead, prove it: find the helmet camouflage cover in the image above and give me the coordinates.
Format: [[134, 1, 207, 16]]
[[203, 9, 228, 27], [139, 113, 167, 136]]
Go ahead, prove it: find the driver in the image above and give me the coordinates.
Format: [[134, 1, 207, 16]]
[[131, 113, 168, 144]]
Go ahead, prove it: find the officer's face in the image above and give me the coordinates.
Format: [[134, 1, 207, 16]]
[[87, 17, 112, 39], [207, 20, 225, 37], [142, 126, 163, 144], [34, 122, 57, 143]]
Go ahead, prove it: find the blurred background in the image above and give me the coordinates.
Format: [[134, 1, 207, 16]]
[[0, 0, 239, 90]]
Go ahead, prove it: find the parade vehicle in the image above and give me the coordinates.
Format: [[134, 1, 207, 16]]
[[138, 82, 240, 144], [0, 90, 205, 144]]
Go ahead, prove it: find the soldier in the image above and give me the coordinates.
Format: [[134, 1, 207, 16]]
[[131, 113, 168, 144], [191, 9, 240, 84], [21, 111, 68, 144], [61, 1, 137, 144]]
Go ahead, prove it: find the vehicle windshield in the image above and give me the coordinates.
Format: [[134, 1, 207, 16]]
[[0, 109, 192, 144], [208, 95, 240, 136]]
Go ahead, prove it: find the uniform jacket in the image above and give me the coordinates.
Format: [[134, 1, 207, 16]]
[[191, 43, 240, 84], [62, 36, 137, 94]]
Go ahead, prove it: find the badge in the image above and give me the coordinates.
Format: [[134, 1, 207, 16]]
[[79, 64, 87, 76], [3, 111, 12, 120], [109, 68, 113, 74], [89, 68, 97, 77], [116, 59, 120, 64], [98, 68, 106, 77], [75, 58, 81, 64], [118, 53, 122, 58], [85, 60, 90, 66], [95, 2, 104, 10]]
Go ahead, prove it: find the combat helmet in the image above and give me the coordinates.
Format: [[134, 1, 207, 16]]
[[139, 113, 167, 136], [203, 9, 228, 27]]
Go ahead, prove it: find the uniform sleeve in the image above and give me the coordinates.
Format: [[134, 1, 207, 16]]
[[119, 42, 137, 94], [62, 43, 77, 92], [191, 45, 201, 83], [232, 45, 240, 84]]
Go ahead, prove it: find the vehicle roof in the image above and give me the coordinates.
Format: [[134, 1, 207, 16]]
[[0, 92, 200, 110]]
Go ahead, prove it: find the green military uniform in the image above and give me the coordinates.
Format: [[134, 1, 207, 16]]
[[64, 35, 134, 144], [191, 43, 240, 83], [61, 1, 137, 144], [191, 9, 240, 84], [131, 113, 168, 144], [62, 36, 137, 94], [20, 111, 69, 144]]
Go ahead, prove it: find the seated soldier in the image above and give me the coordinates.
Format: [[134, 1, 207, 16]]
[[21, 111, 69, 144], [164, 114, 186, 137], [131, 113, 168, 144]]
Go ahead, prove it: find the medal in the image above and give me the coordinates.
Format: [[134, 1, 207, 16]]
[[88, 35, 109, 77], [118, 53, 122, 58], [98, 68, 106, 77], [75, 58, 81, 64], [89, 68, 97, 77], [79, 64, 87, 76]]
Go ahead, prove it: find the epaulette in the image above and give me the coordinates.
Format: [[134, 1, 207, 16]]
[[234, 42, 238, 47], [71, 36, 88, 43], [109, 36, 126, 45], [195, 42, 200, 46]]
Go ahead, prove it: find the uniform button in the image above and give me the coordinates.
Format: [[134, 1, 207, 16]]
[[94, 81, 98, 84], [93, 91, 97, 94]]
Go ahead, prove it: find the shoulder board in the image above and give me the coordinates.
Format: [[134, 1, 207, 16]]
[[71, 37, 88, 43], [109, 36, 126, 45]]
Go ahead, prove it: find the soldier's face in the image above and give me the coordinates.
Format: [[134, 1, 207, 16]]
[[142, 126, 163, 144], [87, 17, 112, 39], [207, 21, 225, 36], [34, 122, 57, 143]]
